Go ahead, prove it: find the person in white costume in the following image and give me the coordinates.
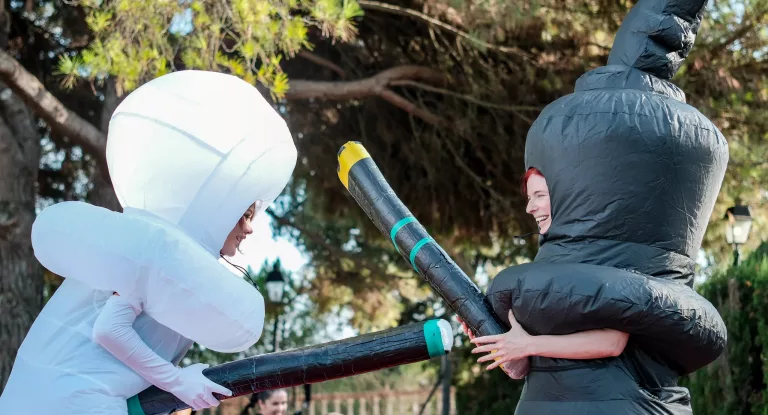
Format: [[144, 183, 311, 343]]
[[0, 70, 298, 414]]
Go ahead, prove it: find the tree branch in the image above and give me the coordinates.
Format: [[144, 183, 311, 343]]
[[358, 0, 533, 61], [711, 23, 757, 52], [710, 3, 768, 54], [0, 49, 449, 163], [421, 0, 464, 28], [442, 138, 512, 209], [285, 65, 446, 99], [286, 65, 449, 126], [389, 79, 541, 121], [379, 88, 446, 126], [297, 50, 346, 78], [0, 49, 107, 167]]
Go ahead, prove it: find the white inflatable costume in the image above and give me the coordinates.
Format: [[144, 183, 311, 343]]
[[0, 71, 297, 414]]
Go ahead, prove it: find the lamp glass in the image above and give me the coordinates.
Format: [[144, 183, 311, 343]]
[[725, 222, 735, 245], [725, 209, 753, 246], [265, 279, 285, 303], [731, 219, 752, 245]]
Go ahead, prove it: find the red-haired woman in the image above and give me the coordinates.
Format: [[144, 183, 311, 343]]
[[521, 167, 551, 235], [459, 168, 629, 373]]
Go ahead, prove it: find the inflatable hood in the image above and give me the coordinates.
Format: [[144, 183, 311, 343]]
[[524, 0, 728, 286], [487, 2, 728, 405], [107, 70, 297, 256], [31, 71, 297, 353]]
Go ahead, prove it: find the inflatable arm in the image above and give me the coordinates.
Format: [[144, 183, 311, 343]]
[[31, 201, 265, 353], [487, 263, 726, 374], [336, 141, 529, 379]]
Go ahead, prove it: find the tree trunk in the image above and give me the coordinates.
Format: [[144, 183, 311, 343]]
[[0, 3, 43, 390], [0, 80, 42, 390]]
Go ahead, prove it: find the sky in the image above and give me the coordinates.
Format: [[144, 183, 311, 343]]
[[219, 212, 359, 341], [223, 212, 308, 275]]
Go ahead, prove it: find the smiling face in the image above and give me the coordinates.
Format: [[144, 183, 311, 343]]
[[258, 390, 288, 415], [525, 173, 551, 234], [220, 203, 256, 256]]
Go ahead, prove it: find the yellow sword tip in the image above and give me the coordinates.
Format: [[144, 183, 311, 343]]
[[337, 141, 371, 189]]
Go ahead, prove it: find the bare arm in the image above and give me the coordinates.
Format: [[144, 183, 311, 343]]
[[527, 328, 628, 359], [470, 310, 629, 370]]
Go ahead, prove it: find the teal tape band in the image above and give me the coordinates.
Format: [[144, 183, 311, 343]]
[[409, 237, 433, 271], [390, 216, 417, 254], [423, 320, 445, 358], [126, 395, 145, 415]]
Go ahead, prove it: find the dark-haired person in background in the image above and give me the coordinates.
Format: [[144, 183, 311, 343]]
[[240, 389, 289, 415]]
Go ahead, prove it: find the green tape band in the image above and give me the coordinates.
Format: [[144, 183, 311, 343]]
[[409, 237, 433, 271], [127, 395, 145, 415], [390, 216, 417, 254], [423, 320, 445, 358]]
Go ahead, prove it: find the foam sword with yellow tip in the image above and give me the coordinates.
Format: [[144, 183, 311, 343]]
[[336, 141, 529, 379]]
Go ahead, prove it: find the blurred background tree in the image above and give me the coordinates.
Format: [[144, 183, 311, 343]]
[[0, 1, 765, 411]]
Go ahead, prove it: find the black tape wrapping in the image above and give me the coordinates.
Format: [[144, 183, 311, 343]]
[[137, 321, 439, 415], [344, 156, 529, 377], [487, 262, 727, 375]]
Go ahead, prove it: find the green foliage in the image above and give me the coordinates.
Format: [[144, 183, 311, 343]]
[[682, 241, 768, 414], [56, 0, 363, 97]]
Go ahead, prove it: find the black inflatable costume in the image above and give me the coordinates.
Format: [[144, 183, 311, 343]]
[[486, 0, 729, 413]]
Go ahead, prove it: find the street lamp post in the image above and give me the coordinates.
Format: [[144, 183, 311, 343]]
[[724, 205, 753, 267], [441, 355, 451, 415], [265, 264, 286, 352], [242, 264, 288, 415]]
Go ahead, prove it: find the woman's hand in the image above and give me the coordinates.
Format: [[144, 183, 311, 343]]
[[470, 310, 532, 371], [456, 316, 476, 340]]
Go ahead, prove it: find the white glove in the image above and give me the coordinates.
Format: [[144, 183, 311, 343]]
[[160, 363, 233, 410], [92, 295, 232, 410]]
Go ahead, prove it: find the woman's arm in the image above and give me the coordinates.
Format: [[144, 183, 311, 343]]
[[92, 295, 231, 410], [526, 328, 628, 359], [470, 310, 629, 370]]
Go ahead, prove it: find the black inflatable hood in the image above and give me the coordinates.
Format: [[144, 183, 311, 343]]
[[525, 0, 729, 286]]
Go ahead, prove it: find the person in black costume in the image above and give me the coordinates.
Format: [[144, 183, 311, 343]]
[[462, 168, 631, 366], [474, 0, 730, 413]]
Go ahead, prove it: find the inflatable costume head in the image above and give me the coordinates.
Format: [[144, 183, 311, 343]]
[[32, 70, 297, 353], [107, 70, 297, 257]]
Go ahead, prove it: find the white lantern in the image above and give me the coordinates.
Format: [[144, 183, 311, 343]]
[[265, 267, 286, 304], [724, 205, 752, 246]]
